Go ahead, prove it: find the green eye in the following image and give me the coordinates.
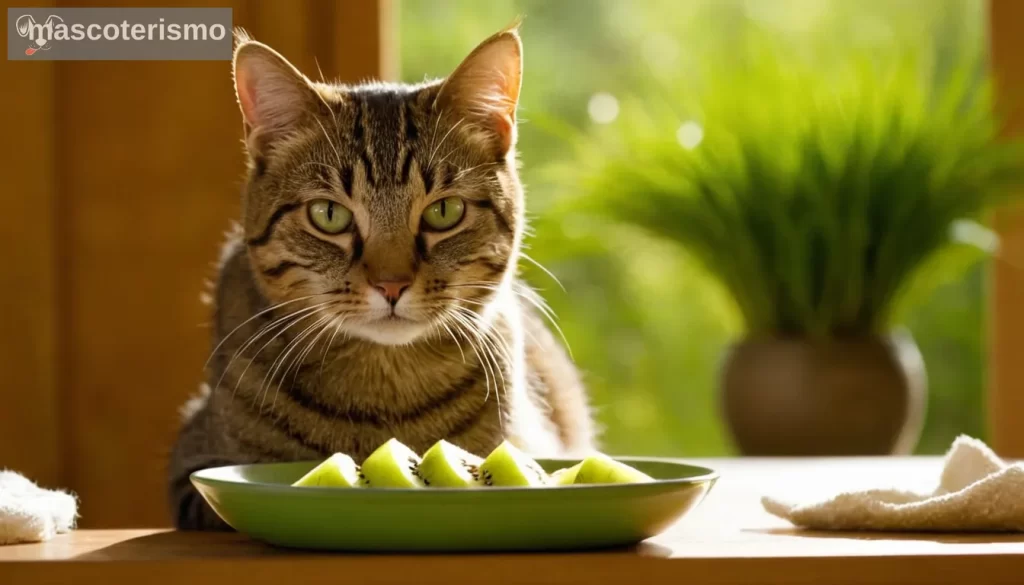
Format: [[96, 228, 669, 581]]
[[307, 199, 353, 234], [421, 197, 466, 231]]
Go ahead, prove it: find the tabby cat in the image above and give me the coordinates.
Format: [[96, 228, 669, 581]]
[[168, 26, 595, 530]]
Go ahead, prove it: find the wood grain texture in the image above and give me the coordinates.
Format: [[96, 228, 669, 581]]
[[327, 0, 396, 83], [0, 0, 60, 489], [26, 0, 389, 527], [2, 459, 1024, 585], [56, 2, 248, 527], [990, 0, 1024, 458], [246, 0, 393, 83]]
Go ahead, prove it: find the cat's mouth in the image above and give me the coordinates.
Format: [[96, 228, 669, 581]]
[[381, 313, 415, 323], [338, 303, 432, 345], [351, 313, 430, 345]]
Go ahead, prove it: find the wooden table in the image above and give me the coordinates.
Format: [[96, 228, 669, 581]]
[[3, 458, 1023, 584]]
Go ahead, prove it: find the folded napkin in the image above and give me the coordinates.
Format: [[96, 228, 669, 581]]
[[763, 435, 1024, 532], [0, 470, 77, 544]]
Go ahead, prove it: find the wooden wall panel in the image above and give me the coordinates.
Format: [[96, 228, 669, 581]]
[[247, 0, 395, 82], [0, 2, 59, 489], [0, 0, 389, 527], [329, 0, 396, 83], [57, 63, 246, 527], [57, 0, 252, 527], [990, 0, 1024, 457]]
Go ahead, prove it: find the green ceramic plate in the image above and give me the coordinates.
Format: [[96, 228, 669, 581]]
[[191, 458, 717, 552]]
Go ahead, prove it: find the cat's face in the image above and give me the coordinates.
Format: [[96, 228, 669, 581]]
[[233, 28, 523, 345]]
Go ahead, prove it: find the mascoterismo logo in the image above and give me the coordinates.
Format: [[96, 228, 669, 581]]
[[15, 14, 64, 56]]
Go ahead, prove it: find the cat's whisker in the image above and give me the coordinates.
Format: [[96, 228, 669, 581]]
[[443, 311, 485, 378], [443, 285, 502, 296], [313, 56, 327, 84], [426, 112, 444, 164], [318, 316, 348, 382], [514, 287, 558, 323], [452, 305, 514, 368], [445, 306, 508, 433], [437, 318, 466, 363], [454, 281, 571, 359], [293, 313, 338, 375], [313, 117, 344, 170], [271, 312, 339, 410], [261, 309, 337, 411], [433, 296, 489, 309], [440, 292, 543, 349], [445, 281, 502, 289], [519, 252, 566, 292], [218, 300, 337, 398], [432, 145, 463, 170], [450, 304, 517, 408], [408, 295, 491, 313], [286, 311, 340, 389], [204, 293, 333, 372], [427, 117, 466, 169], [510, 284, 574, 361], [454, 161, 500, 181], [313, 61, 343, 145], [234, 302, 336, 402], [259, 311, 331, 411], [254, 309, 329, 407], [461, 315, 510, 434], [445, 311, 496, 412]]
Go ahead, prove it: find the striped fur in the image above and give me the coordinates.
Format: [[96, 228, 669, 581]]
[[168, 27, 594, 530]]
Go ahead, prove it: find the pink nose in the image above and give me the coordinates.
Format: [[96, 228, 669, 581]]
[[372, 280, 411, 305]]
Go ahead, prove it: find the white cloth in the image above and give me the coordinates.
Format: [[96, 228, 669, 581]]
[[763, 435, 1024, 532], [0, 470, 77, 544]]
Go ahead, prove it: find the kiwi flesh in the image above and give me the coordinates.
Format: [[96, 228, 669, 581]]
[[478, 441, 549, 487], [290, 439, 652, 491], [550, 462, 583, 486], [359, 438, 426, 488], [418, 440, 483, 488], [574, 453, 654, 484], [292, 453, 361, 488]]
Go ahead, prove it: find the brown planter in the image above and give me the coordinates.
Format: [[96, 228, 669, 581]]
[[720, 333, 926, 455]]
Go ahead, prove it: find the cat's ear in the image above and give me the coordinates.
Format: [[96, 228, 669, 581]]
[[233, 38, 323, 153], [435, 25, 523, 155]]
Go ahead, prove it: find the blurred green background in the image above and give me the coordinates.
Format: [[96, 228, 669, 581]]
[[400, 0, 988, 456]]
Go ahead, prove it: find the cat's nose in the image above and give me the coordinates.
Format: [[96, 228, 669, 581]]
[[371, 280, 412, 306]]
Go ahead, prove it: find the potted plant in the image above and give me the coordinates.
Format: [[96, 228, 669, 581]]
[[576, 56, 1023, 455]]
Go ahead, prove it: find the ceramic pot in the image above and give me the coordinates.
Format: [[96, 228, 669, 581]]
[[719, 333, 926, 455]]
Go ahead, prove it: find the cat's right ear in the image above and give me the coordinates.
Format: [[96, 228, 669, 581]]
[[434, 24, 523, 156], [233, 38, 322, 154]]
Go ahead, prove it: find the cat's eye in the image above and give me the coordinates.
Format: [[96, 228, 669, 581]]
[[307, 199, 353, 234], [421, 197, 466, 231]]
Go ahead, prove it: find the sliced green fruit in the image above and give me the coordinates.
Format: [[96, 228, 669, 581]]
[[574, 453, 654, 484], [478, 441, 548, 487], [418, 440, 483, 488], [550, 462, 583, 486], [360, 438, 425, 488], [292, 453, 361, 488]]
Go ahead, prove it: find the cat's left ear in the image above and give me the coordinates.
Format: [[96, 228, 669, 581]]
[[435, 25, 523, 155], [233, 36, 325, 154]]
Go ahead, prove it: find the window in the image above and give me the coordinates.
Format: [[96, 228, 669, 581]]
[[401, 0, 989, 455]]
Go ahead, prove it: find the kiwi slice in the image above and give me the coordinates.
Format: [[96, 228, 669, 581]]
[[478, 441, 549, 487], [418, 440, 483, 488], [292, 453, 361, 488], [550, 462, 583, 486], [574, 453, 654, 484], [360, 438, 426, 488]]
